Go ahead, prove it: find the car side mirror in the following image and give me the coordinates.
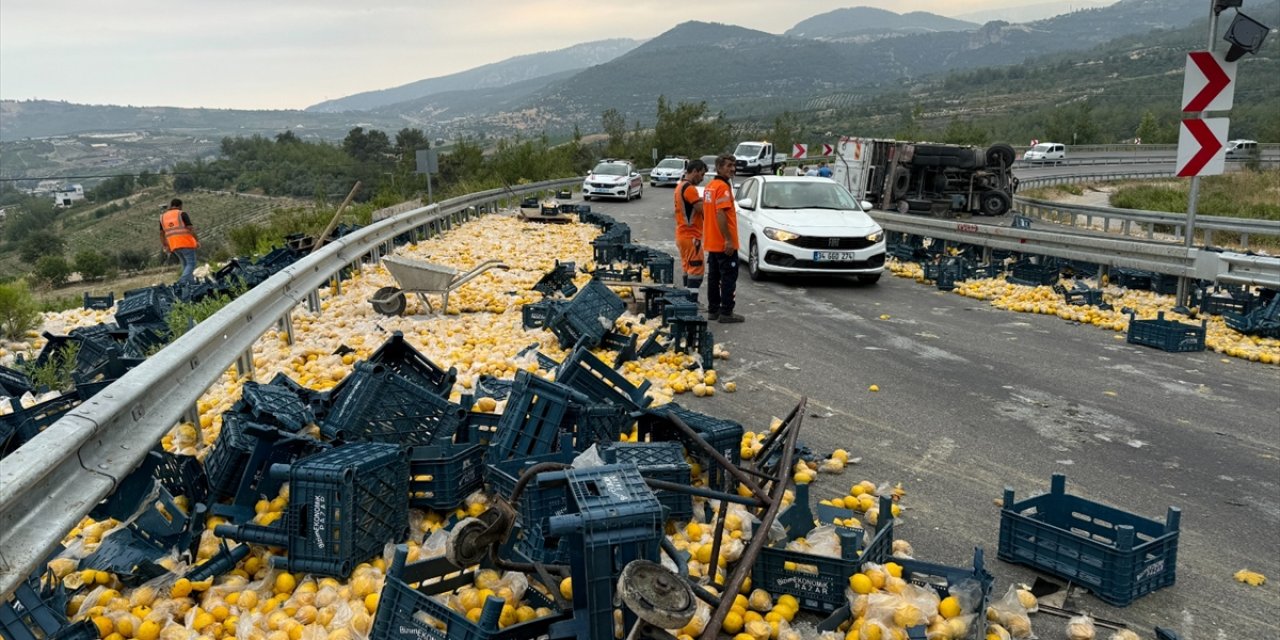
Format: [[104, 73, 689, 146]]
[[860, 200, 874, 212], [631, 171, 639, 177], [737, 198, 755, 210]]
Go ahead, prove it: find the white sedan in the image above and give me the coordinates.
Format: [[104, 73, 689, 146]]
[[582, 160, 643, 201], [732, 176, 885, 283]]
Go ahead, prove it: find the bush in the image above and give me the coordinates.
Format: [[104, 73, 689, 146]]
[[74, 249, 115, 281], [19, 231, 65, 264], [33, 255, 72, 288], [0, 280, 40, 340], [116, 248, 152, 272]]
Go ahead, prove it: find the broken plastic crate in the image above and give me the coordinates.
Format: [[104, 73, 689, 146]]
[[320, 362, 466, 446], [234, 380, 316, 433], [520, 300, 561, 330], [545, 279, 625, 349], [0, 393, 81, 459], [0, 564, 98, 640], [369, 546, 569, 640], [204, 412, 326, 519], [1126, 312, 1206, 352], [999, 473, 1180, 607], [0, 365, 33, 398], [532, 260, 579, 297], [215, 442, 410, 578]]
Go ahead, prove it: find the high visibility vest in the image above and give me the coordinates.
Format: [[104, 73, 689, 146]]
[[673, 180, 702, 239], [161, 208, 198, 250], [702, 177, 737, 252]]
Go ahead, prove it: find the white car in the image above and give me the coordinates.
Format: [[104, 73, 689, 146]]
[[1023, 142, 1066, 164], [583, 160, 643, 201], [1225, 139, 1258, 159], [650, 157, 688, 187], [733, 176, 885, 283]]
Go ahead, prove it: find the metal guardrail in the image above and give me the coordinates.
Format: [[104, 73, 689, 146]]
[[0, 176, 580, 599], [868, 211, 1280, 289], [1015, 172, 1280, 249], [1014, 153, 1280, 168]]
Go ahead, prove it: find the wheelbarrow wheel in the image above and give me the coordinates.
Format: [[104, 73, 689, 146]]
[[371, 286, 407, 316], [618, 560, 696, 630]]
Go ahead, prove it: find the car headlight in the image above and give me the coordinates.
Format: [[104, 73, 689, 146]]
[[763, 227, 801, 242], [866, 231, 884, 244]]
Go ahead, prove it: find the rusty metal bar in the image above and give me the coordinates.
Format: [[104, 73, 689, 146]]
[[667, 413, 771, 505]]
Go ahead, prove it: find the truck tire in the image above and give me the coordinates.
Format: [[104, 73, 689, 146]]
[[985, 144, 1016, 168], [980, 191, 1011, 216], [891, 167, 910, 198]]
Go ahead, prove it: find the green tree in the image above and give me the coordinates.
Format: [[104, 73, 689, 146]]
[[1135, 111, 1163, 144], [1045, 101, 1099, 145], [74, 249, 114, 280], [3, 197, 56, 242], [0, 281, 40, 340], [19, 231, 65, 264], [602, 108, 628, 158], [653, 97, 733, 160], [895, 105, 924, 141], [33, 255, 71, 288], [767, 112, 801, 159], [116, 248, 151, 272], [942, 117, 988, 146]]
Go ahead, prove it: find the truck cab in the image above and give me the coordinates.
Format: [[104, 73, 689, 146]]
[[733, 141, 778, 176]]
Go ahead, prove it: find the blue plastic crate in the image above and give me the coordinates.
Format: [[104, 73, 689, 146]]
[[521, 300, 561, 329], [636, 404, 742, 489], [565, 401, 631, 452], [82, 291, 115, 310], [1126, 312, 1206, 353], [999, 473, 1180, 607], [556, 347, 652, 411], [408, 438, 486, 511], [1112, 267, 1154, 290], [369, 547, 568, 640], [532, 261, 579, 297], [753, 494, 896, 614], [644, 254, 674, 285], [235, 380, 316, 432], [0, 365, 32, 398], [485, 371, 577, 464], [545, 279, 625, 349], [0, 393, 81, 458], [215, 442, 409, 578], [817, 548, 993, 639], [1006, 258, 1060, 287], [548, 464, 665, 535], [321, 362, 466, 446], [365, 331, 457, 397], [0, 571, 98, 640], [600, 442, 692, 522], [114, 285, 174, 328]]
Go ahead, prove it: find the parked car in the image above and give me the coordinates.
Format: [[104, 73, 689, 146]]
[[650, 157, 688, 187], [582, 160, 643, 201], [1023, 142, 1066, 164], [733, 175, 884, 283], [1225, 139, 1258, 159]]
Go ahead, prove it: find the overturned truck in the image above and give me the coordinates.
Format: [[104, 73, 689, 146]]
[[833, 137, 1018, 216]]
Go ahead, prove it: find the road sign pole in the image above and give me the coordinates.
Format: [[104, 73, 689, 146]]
[[1178, 1, 1221, 307]]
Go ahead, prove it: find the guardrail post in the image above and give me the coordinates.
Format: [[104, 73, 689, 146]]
[[277, 313, 294, 345], [1204, 229, 1213, 248], [331, 274, 342, 296], [1241, 233, 1249, 251], [308, 290, 321, 314], [235, 349, 255, 381], [181, 404, 200, 427]]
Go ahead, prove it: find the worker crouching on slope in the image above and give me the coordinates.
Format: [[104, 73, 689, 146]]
[[673, 159, 709, 302], [160, 198, 200, 285]]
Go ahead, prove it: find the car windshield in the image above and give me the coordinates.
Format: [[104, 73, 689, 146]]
[[734, 143, 763, 157], [656, 159, 684, 169], [592, 163, 628, 176], [760, 181, 859, 211], [1032, 144, 1054, 152]]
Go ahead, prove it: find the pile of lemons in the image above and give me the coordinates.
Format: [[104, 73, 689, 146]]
[[886, 258, 1280, 365]]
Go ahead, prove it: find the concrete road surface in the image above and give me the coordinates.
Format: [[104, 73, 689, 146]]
[[579, 182, 1280, 638]]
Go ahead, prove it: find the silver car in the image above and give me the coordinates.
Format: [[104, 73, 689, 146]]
[[649, 157, 688, 187]]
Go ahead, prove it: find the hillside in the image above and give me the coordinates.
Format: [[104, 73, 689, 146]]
[[786, 7, 976, 39], [953, 1, 1118, 25], [306, 38, 642, 114]]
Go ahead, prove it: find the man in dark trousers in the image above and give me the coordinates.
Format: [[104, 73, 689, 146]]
[[702, 155, 743, 323], [159, 198, 199, 285]]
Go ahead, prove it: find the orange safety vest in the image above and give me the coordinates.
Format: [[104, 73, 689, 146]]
[[161, 208, 198, 251], [673, 180, 702, 240], [702, 177, 737, 252]]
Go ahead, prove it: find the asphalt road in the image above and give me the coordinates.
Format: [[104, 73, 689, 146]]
[[583, 181, 1280, 637]]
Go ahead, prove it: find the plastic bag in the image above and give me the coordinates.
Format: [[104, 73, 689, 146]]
[[804, 525, 841, 558], [493, 571, 529, 605], [892, 538, 915, 558], [422, 527, 449, 559], [572, 444, 605, 469], [1066, 615, 1097, 640], [1108, 631, 1141, 640], [990, 585, 1034, 639]]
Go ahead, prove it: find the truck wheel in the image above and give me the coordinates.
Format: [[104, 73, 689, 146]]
[[891, 167, 910, 198], [980, 191, 1011, 216], [985, 144, 1016, 168]]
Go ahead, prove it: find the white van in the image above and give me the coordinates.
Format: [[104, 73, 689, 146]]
[[1023, 142, 1066, 164], [1225, 139, 1258, 159]]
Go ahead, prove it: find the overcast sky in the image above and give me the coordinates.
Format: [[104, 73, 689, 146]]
[[1, 1, 1098, 110]]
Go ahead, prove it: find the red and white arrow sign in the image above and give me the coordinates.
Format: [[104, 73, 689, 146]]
[[1176, 117, 1229, 177], [792, 143, 807, 159], [822, 143, 834, 156], [1181, 51, 1236, 112]]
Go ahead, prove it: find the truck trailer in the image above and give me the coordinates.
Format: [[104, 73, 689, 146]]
[[832, 137, 1018, 216]]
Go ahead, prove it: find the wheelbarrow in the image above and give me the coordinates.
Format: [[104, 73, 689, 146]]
[[370, 255, 508, 315]]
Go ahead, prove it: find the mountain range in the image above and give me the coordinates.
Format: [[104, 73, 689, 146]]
[[0, 0, 1216, 143]]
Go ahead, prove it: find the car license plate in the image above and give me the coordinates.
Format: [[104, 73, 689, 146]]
[[813, 251, 855, 262]]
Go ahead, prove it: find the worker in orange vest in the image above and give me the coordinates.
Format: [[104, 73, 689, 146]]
[[702, 154, 742, 323], [159, 198, 199, 285], [673, 159, 708, 302]]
